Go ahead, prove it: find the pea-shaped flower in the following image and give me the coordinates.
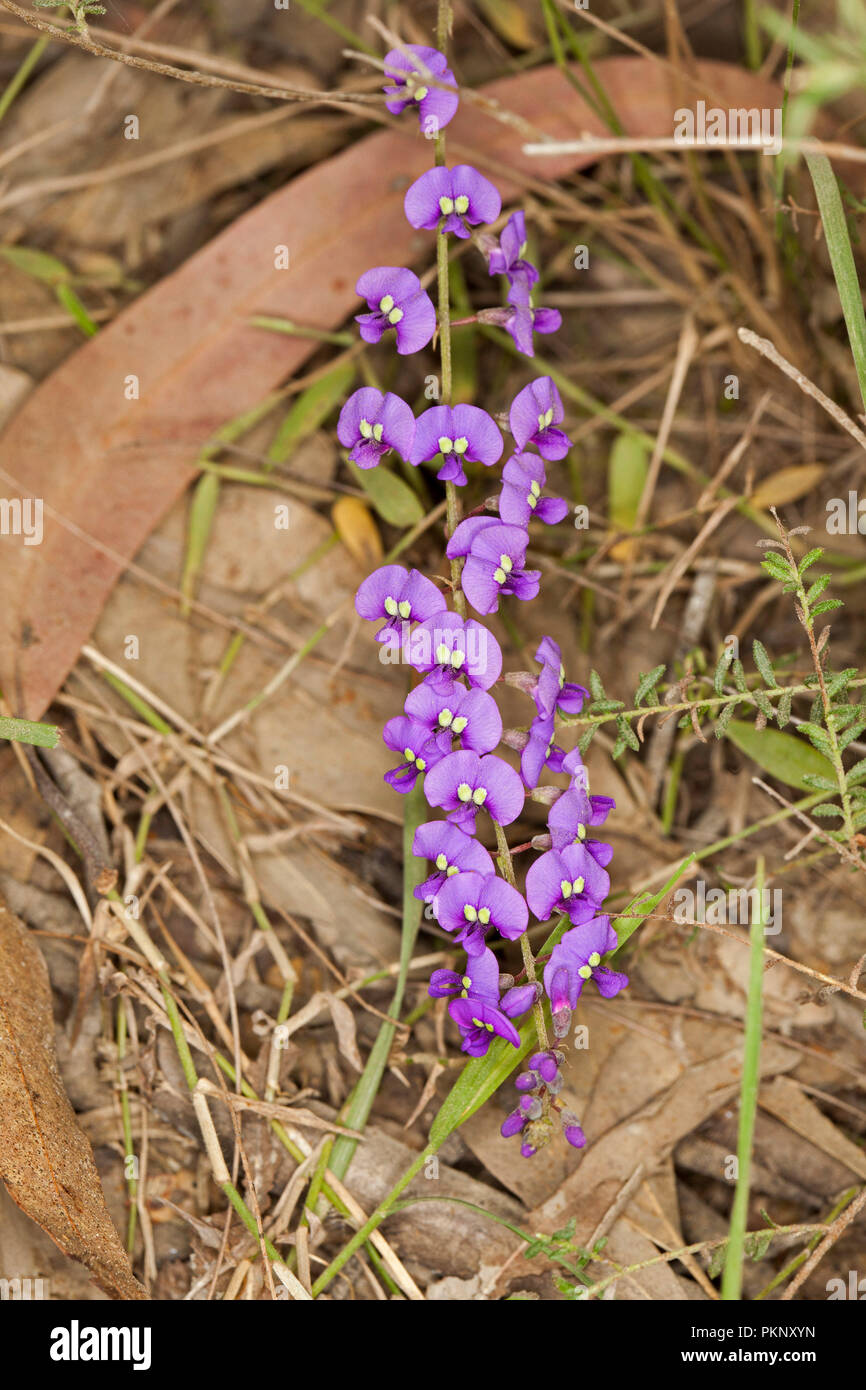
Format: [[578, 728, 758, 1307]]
[[430, 947, 536, 1057], [405, 613, 502, 690], [383, 45, 459, 131], [446, 517, 540, 616], [404, 164, 501, 239], [355, 564, 446, 643], [509, 378, 571, 460], [525, 844, 610, 926], [337, 388, 415, 470], [433, 868, 528, 955], [355, 267, 436, 355], [533, 636, 588, 717], [481, 210, 539, 306], [498, 453, 568, 527], [382, 715, 445, 793], [404, 678, 502, 754], [547, 786, 615, 867], [412, 820, 495, 904], [409, 403, 503, 486], [424, 749, 524, 832], [543, 916, 628, 1013]]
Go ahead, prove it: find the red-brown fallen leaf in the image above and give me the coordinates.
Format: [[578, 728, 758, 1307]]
[[0, 59, 820, 717], [0, 897, 148, 1299]]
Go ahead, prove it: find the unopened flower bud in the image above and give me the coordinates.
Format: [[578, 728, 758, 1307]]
[[514, 1071, 537, 1092], [501, 1111, 526, 1138], [500, 727, 529, 752], [553, 1005, 572, 1039]]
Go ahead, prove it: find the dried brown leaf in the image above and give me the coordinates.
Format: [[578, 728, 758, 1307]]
[[0, 898, 147, 1300]]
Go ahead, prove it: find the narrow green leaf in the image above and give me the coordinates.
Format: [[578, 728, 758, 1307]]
[[267, 359, 356, 466], [0, 716, 60, 749], [348, 460, 423, 527], [608, 433, 648, 533], [725, 720, 834, 790], [0, 244, 69, 283], [634, 664, 666, 706], [180, 473, 220, 615], [752, 640, 776, 688], [806, 152, 866, 413]]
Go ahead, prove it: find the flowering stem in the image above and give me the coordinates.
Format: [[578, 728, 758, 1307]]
[[433, 0, 465, 617], [495, 821, 549, 1051]]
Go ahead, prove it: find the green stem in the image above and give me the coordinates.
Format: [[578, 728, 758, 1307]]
[[495, 822, 548, 1051], [311, 1144, 433, 1297], [0, 36, 47, 125], [720, 856, 766, 1300]]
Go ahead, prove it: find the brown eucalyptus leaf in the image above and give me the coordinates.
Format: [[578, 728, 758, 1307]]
[[0, 897, 147, 1300]]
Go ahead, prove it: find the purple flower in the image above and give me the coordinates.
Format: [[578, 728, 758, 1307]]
[[481, 210, 539, 306], [509, 378, 571, 460], [520, 710, 566, 790], [548, 786, 615, 867], [543, 916, 628, 1013], [428, 942, 500, 1001], [498, 453, 568, 527], [424, 750, 524, 831], [404, 164, 501, 239], [433, 868, 528, 954], [533, 636, 589, 718], [355, 267, 436, 355], [382, 715, 445, 793], [480, 304, 561, 357], [383, 45, 459, 132], [405, 613, 502, 690], [404, 679, 502, 754], [409, 404, 503, 486], [437, 948, 536, 1056], [446, 517, 540, 616], [525, 843, 610, 925], [337, 388, 415, 470], [355, 564, 446, 644], [413, 820, 495, 903]]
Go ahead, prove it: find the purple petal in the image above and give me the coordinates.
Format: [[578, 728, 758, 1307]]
[[355, 564, 408, 622], [404, 167, 452, 231], [500, 983, 537, 1018], [477, 754, 524, 826]]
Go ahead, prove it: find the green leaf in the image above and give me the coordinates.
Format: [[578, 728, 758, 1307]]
[[0, 244, 69, 284], [348, 461, 423, 527], [811, 599, 843, 617], [634, 664, 665, 706], [588, 669, 606, 701], [714, 646, 734, 697], [775, 688, 793, 729], [0, 716, 61, 749], [180, 472, 221, 615], [805, 574, 831, 605], [610, 855, 696, 957], [798, 546, 824, 574], [714, 701, 739, 739], [732, 660, 748, 694], [724, 720, 835, 790], [266, 358, 356, 466], [608, 433, 648, 534], [752, 639, 776, 688], [616, 715, 640, 752], [55, 282, 98, 337], [806, 152, 866, 413], [845, 758, 866, 787]]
